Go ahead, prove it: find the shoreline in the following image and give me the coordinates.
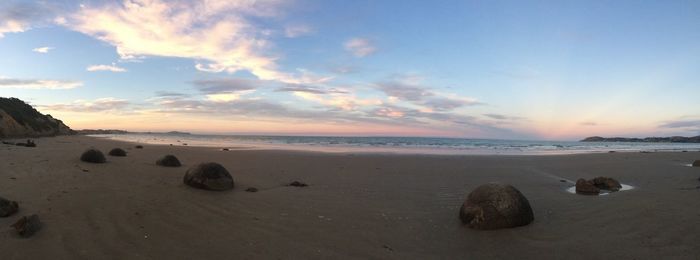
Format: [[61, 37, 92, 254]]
[[82, 134, 700, 156], [1, 135, 699, 259]]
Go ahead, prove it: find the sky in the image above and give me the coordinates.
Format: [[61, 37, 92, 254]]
[[0, 0, 699, 140]]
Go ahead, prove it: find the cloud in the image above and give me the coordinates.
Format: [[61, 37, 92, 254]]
[[63, 0, 316, 84], [0, 1, 61, 38], [154, 91, 189, 97], [659, 119, 700, 129], [0, 77, 82, 89], [484, 113, 525, 121], [32, 46, 53, 53], [579, 121, 598, 126], [275, 84, 347, 95], [192, 78, 263, 94], [376, 82, 433, 102], [39, 98, 130, 112], [344, 38, 376, 57], [86, 64, 127, 72], [284, 24, 313, 38], [376, 81, 480, 111]]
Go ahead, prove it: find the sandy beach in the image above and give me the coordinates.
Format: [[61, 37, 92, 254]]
[[1, 135, 699, 259]]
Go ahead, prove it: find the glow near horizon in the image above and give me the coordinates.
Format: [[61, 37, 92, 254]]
[[0, 0, 699, 140]]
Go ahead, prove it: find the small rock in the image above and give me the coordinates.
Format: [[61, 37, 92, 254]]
[[222, 148, 230, 151], [245, 187, 259, 192], [135, 145, 144, 149], [156, 155, 181, 167], [0, 196, 19, 217], [559, 179, 567, 183], [108, 148, 127, 157], [80, 149, 106, 163], [693, 160, 700, 167], [183, 162, 234, 191], [288, 181, 308, 187], [11, 214, 42, 238], [575, 179, 600, 195], [459, 183, 534, 230]]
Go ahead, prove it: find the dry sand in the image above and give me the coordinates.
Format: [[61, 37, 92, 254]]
[[0, 135, 699, 259]]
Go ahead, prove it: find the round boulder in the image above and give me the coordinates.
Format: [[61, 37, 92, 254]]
[[592, 176, 622, 191], [80, 149, 106, 163], [459, 183, 534, 230], [575, 179, 600, 195], [183, 162, 234, 191], [108, 148, 127, 157], [693, 160, 700, 167], [156, 155, 181, 167], [0, 196, 19, 217]]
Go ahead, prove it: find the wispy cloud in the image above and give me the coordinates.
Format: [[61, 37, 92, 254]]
[[0, 77, 82, 89], [32, 46, 53, 53], [192, 78, 263, 94], [659, 119, 700, 129], [275, 84, 347, 95], [284, 24, 313, 38], [86, 64, 127, 72], [344, 38, 376, 57], [40, 98, 130, 112], [375, 81, 480, 111], [63, 0, 316, 84], [0, 1, 61, 38]]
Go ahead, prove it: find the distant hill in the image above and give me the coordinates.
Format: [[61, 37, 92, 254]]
[[581, 136, 700, 143], [0, 97, 73, 137]]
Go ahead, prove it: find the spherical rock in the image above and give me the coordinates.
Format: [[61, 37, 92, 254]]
[[108, 148, 127, 157], [80, 149, 106, 163], [592, 176, 622, 191], [183, 162, 234, 191], [156, 155, 181, 167], [0, 196, 19, 217], [11, 214, 42, 238], [459, 183, 534, 230], [575, 179, 600, 195]]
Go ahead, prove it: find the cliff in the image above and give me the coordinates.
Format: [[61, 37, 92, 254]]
[[581, 136, 700, 143], [0, 97, 73, 138]]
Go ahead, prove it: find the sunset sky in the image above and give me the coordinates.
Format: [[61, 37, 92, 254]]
[[1, 0, 699, 140]]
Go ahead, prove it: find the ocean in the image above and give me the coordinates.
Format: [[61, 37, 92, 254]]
[[90, 133, 700, 155]]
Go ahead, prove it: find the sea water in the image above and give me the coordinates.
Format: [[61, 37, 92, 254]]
[[91, 133, 700, 155]]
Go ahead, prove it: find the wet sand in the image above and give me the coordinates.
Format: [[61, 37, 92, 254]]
[[1, 135, 699, 259]]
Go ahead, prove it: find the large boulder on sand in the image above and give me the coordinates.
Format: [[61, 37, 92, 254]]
[[108, 148, 127, 157], [575, 179, 600, 195], [592, 176, 622, 191], [459, 183, 534, 230], [183, 163, 234, 191], [693, 160, 700, 167], [156, 155, 181, 167], [0, 196, 19, 217], [80, 149, 106, 163]]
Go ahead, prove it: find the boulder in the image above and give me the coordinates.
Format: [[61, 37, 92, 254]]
[[11, 214, 42, 238], [80, 149, 106, 163], [156, 155, 181, 167], [575, 179, 600, 195], [693, 160, 700, 167], [459, 183, 534, 230], [108, 148, 127, 157], [183, 163, 234, 191], [592, 176, 622, 191], [0, 196, 19, 217]]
